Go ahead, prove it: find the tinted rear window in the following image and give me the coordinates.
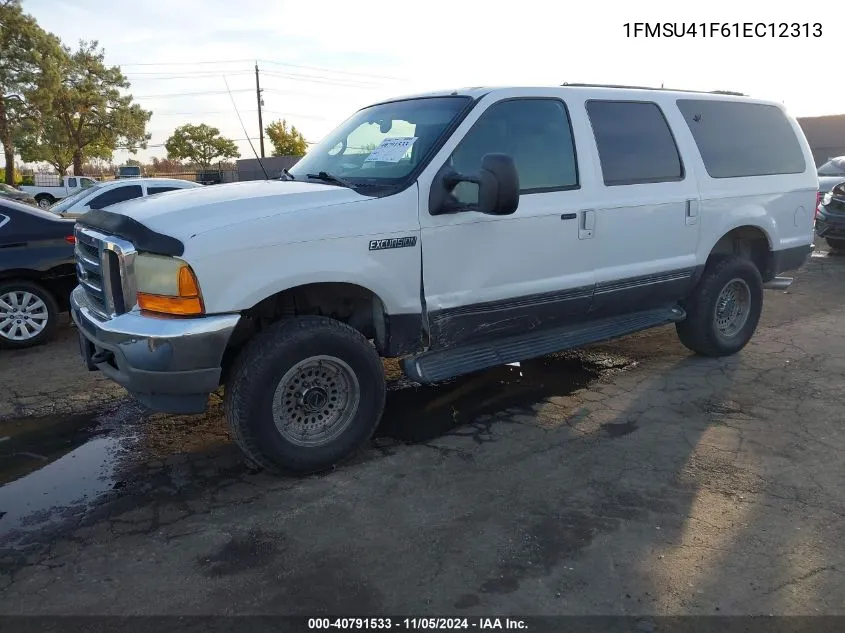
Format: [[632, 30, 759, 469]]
[[676, 99, 806, 178], [586, 100, 684, 186]]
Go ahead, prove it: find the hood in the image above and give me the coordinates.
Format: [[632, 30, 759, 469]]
[[102, 180, 373, 241], [818, 175, 845, 193]]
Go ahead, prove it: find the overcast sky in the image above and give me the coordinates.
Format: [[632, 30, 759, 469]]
[[24, 0, 835, 165]]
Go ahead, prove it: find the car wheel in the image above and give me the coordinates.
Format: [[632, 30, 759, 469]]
[[675, 255, 763, 357], [826, 238, 845, 252], [35, 195, 55, 210], [0, 281, 59, 349], [224, 315, 386, 474]]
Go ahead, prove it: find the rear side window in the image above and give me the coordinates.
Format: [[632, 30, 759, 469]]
[[147, 186, 179, 195], [586, 100, 684, 186], [67, 178, 77, 188], [676, 99, 806, 178], [88, 185, 143, 209]]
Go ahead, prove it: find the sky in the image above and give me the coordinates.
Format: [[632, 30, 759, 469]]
[[21, 0, 838, 167]]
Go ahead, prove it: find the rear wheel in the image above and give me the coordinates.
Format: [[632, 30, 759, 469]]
[[826, 237, 845, 252], [676, 255, 763, 357], [224, 316, 386, 474], [34, 194, 55, 210], [0, 281, 59, 349]]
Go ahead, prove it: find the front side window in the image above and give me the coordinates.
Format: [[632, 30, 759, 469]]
[[676, 99, 806, 178], [288, 96, 472, 189], [88, 185, 143, 209], [50, 181, 110, 214], [586, 100, 684, 186], [447, 98, 579, 205]]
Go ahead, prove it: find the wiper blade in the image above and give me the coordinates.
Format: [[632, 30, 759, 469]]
[[306, 171, 355, 188]]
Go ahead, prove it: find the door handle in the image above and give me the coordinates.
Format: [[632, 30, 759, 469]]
[[578, 209, 595, 240], [685, 199, 699, 225], [560, 213, 577, 220]]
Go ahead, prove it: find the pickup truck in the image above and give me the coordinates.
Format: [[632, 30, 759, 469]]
[[70, 84, 817, 475], [19, 175, 98, 210]]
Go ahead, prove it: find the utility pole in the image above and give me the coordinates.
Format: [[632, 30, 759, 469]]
[[255, 62, 265, 158]]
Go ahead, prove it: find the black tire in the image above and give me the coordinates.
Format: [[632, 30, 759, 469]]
[[675, 256, 763, 357], [224, 316, 386, 474], [0, 280, 59, 350], [34, 194, 55, 210], [826, 237, 845, 252]]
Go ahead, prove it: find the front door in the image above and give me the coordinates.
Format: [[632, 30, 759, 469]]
[[417, 93, 600, 350]]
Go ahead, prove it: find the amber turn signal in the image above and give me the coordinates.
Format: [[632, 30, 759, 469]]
[[137, 264, 204, 316]]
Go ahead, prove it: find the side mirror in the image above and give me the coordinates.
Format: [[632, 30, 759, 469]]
[[429, 153, 519, 216]]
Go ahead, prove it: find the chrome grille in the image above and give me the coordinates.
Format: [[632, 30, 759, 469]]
[[74, 226, 138, 319]]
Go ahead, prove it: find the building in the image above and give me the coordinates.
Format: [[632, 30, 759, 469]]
[[797, 115, 845, 167]]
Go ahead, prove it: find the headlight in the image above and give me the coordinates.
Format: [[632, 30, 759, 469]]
[[135, 253, 204, 316]]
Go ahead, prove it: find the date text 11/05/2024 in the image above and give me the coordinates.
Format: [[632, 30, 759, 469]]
[[624, 22, 822, 38], [308, 618, 528, 630]]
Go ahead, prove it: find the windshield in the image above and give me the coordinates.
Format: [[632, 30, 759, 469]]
[[49, 181, 108, 214], [818, 157, 845, 176], [288, 96, 472, 187]]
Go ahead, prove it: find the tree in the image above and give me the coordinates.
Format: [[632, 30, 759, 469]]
[[15, 116, 74, 175], [0, 0, 64, 184], [165, 123, 239, 169], [265, 118, 307, 157], [23, 40, 152, 175]]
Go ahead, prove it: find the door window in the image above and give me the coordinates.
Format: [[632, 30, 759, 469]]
[[448, 98, 579, 205], [146, 186, 179, 195], [87, 185, 143, 209], [586, 100, 684, 186], [67, 178, 78, 188]]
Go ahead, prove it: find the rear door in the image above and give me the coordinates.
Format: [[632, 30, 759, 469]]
[[582, 99, 701, 317]]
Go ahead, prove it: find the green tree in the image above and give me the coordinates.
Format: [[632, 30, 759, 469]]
[[0, 0, 64, 184], [265, 118, 307, 156], [16, 115, 74, 175], [22, 40, 151, 175], [165, 123, 239, 169]]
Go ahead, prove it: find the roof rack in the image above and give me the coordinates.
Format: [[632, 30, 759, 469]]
[[560, 82, 746, 96]]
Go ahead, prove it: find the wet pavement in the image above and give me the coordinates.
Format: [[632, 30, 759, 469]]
[[0, 239, 844, 616]]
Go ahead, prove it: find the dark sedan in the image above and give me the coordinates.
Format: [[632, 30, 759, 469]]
[[0, 199, 77, 349], [816, 181, 845, 253]]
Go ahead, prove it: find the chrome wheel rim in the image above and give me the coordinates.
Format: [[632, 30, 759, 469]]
[[272, 355, 360, 447], [0, 291, 49, 341], [37, 199, 51, 209], [714, 278, 751, 338]]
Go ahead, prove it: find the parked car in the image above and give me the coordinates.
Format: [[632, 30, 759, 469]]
[[0, 199, 77, 349], [815, 181, 845, 252], [49, 177, 202, 218], [817, 156, 845, 197], [0, 183, 36, 205], [19, 175, 98, 209], [71, 84, 816, 474]]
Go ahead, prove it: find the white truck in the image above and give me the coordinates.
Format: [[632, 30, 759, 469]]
[[20, 175, 99, 209], [70, 84, 817, 474]]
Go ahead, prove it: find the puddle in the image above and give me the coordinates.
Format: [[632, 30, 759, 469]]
[[0, 413, 134, 538], [376, 354, 605, 443]]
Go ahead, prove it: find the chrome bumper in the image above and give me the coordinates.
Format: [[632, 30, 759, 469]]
[[70, 285, 241, 413]]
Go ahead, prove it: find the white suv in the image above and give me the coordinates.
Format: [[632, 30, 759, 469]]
[[70, 85, 817, 473], [50, 177, 201, 218]]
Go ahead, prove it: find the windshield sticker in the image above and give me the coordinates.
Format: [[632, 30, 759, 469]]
[[364, 137, 418, 163]]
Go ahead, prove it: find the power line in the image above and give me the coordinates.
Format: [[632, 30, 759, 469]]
[[113, 57, 406, 81]]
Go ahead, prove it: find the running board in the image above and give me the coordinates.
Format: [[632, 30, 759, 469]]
[[403, 305, 686, 384]]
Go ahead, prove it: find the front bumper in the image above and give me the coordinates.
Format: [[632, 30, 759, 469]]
[[70, 285, 241, 414], [816, 207, 845, 239]]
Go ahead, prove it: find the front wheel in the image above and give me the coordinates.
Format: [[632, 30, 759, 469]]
[[826, 237, 845, 252], [0, 281, 59, 349], [224, 316, 386, 474], [676, 256, 763, 357]]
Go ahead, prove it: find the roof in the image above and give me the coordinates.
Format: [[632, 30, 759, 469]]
[[98, 177, 200, 188], [373, 84, 779, 108]]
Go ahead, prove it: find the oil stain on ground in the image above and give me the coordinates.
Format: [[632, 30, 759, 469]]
[[376, 353, 617, 443]]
